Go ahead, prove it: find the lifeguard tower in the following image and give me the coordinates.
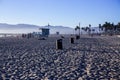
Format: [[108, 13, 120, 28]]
[[39, 28, 50, 37]]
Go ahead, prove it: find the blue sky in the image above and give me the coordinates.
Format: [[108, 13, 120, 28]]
[[0, 0, 120, 28]]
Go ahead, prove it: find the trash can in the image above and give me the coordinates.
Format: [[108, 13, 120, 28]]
[[56, 39, 63, 49], [71, 37, 74, 44], [76, 35, 80, 39]]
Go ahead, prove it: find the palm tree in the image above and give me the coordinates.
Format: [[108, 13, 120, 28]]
[[103, 22, 114, 31], [116, 22, 120, 34], [99, 24, 102, 31], [88, 24, 91, 36], [81, 27, 86, 32], [75, 25, 80, 35], [117, 22, 120, 31]]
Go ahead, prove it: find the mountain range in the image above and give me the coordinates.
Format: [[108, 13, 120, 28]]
[[0, 23, 74, 34], [0, 23, 100, 34]]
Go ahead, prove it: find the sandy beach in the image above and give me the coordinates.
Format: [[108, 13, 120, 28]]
[[0, 35, 120, 80]]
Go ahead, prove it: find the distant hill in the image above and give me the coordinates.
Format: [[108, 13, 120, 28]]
[[0, 23, 74, 34], [0, 23, 100, 34], [43, 25, 74, 34], [0, 23, 39, 29]]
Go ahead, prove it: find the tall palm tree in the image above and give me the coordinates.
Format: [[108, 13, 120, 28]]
[[117, 22, 120, 34], [88, 24, 91, 36], [75, 26, 80, 35], [99, 24, 102, 31]]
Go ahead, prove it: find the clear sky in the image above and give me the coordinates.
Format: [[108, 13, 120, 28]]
[[0, 0, 120, 28]]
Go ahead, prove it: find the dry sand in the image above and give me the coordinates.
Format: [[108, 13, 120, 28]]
[[0, 35, 120, 79]]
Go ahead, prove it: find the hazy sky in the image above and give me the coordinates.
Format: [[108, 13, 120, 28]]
[[0, 0, 120, 28]]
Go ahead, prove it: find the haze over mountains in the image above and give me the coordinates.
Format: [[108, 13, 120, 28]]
[[0, 23, 74, 34], [0, 23, 100, 34]]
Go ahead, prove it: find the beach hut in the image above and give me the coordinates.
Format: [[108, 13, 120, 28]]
[[39, 28, 50, 37]]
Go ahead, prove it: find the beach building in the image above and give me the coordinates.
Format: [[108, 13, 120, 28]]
[[39, 28, 50, 37]]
